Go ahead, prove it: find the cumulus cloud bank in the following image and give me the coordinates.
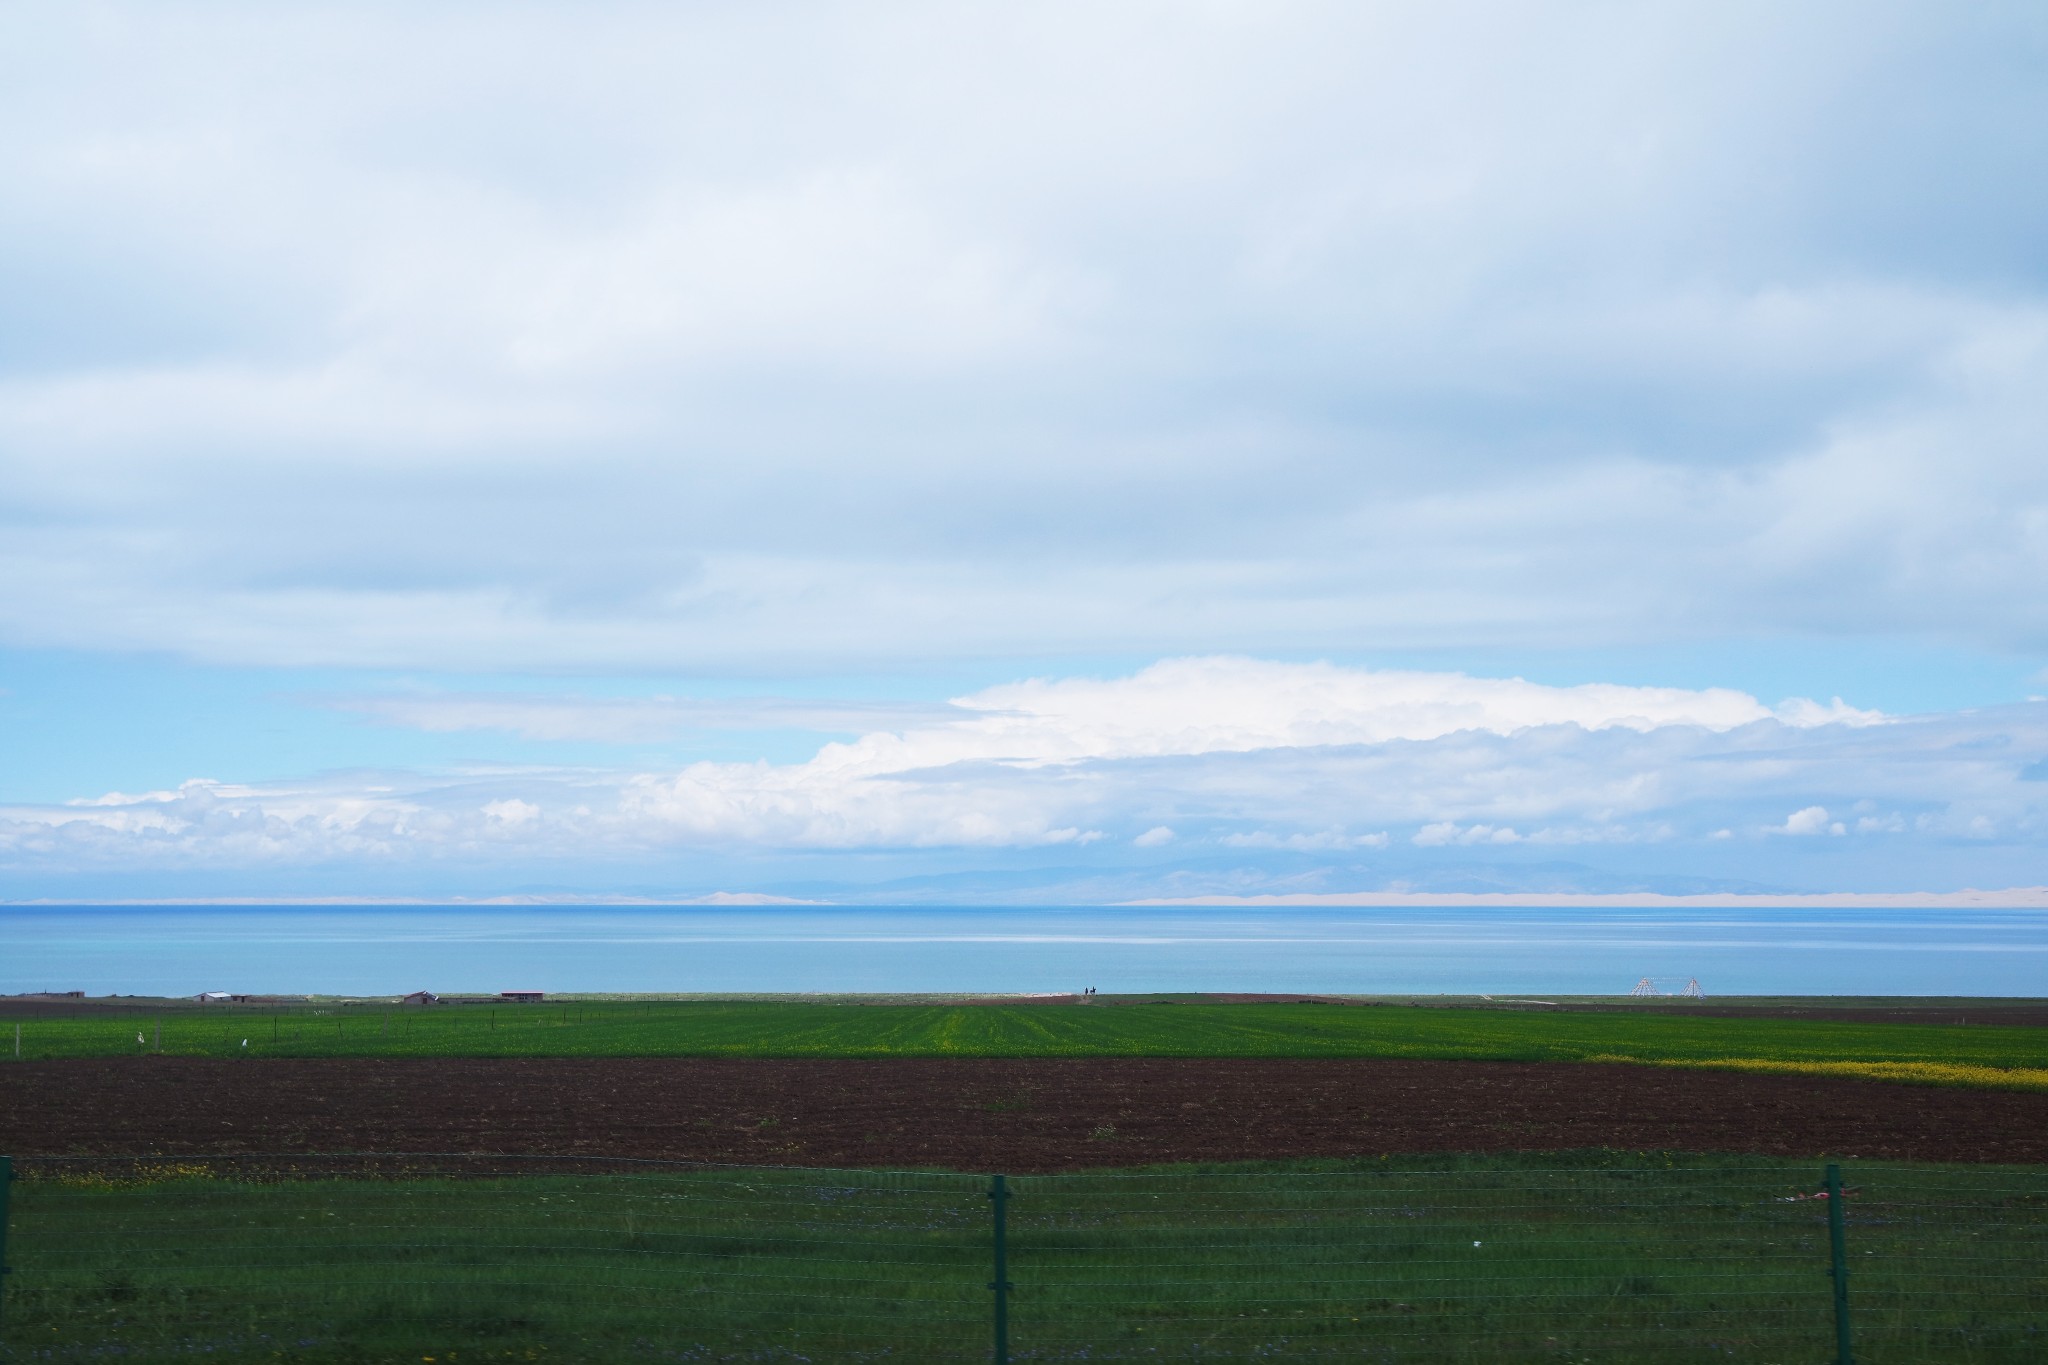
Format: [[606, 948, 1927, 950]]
[[5, 659, 2039, 886]]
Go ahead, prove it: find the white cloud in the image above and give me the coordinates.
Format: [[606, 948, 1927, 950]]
[[1221, 830, 1390, 851], [1776, 806, 1847, 837], [15, 658, 2024, 878], [1, 7, 2046, 671], [604, 657, 1881, 847], [1414, 822, 1522, 847], [482, 799, 539, 826], [869, 656, 1877, 768]]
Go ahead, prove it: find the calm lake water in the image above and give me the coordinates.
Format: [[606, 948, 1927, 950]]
[[3, 904, 2045, 997]]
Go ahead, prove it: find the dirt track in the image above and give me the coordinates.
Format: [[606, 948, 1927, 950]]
[[5, 1056, 2045, 1170]]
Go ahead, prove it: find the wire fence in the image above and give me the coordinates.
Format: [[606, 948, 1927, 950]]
[[1, 1153, 2043, 1362]]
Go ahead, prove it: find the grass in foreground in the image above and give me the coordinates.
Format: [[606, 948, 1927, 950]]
[[6, 1000, 2048, 1088], [4, 1152, 2043, 1363]]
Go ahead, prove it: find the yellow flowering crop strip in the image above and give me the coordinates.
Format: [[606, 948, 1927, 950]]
[[44, 1161, 220, 1189], [1581, 1053, 2048, 1091]]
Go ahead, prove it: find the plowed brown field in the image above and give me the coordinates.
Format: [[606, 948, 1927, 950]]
[[5, 1056, 2045, 1169]]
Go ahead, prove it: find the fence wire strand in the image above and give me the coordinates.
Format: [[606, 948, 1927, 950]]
[[2, 1154, 2044, 1363]]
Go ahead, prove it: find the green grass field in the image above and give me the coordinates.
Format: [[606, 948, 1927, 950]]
[[4, 1152, 2043, 1363], [6, 1000, 2046, 1086]]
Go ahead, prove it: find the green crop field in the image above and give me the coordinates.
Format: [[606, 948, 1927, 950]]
[[3, 1152, 2043, 1363], [4, 999, 2046, 1086]]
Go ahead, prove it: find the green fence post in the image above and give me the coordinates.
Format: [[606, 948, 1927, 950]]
[[989, 1173, 1012, 1364], [0, 1155, 14, 1332], [1825, 1163, 1854, 1365]]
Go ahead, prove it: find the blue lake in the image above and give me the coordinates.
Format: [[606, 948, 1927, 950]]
[[2, 904, 2045, 996]]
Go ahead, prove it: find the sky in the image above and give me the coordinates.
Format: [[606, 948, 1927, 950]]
[[3, 2, 2046, 901]]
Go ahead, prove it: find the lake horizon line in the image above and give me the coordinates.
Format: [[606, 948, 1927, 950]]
[[9, 888, 2048, 910]]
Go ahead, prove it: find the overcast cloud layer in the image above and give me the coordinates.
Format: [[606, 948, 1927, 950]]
[[5, 3, 2048, 669], [3, 5, 2046, 895]]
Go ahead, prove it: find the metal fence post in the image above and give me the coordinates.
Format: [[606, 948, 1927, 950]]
[[0, 1155, 15, 1331], [989, 1173, 1012, 1364], [1825, 1163, 1854, 1365]]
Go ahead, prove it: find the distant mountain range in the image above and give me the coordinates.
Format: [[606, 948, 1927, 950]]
[[758, 855, 1785, 905]]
